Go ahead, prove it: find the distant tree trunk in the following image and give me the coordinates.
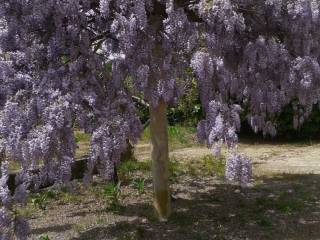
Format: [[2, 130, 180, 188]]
[[121, 140, 135, 162], [113, 140, 135, 183], [0, 150, 4, 174], [149, 99, 171, 221]]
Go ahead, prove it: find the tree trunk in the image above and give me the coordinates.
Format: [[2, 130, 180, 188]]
[[149, 99, 171, 221], [0, 150, 4, 175]]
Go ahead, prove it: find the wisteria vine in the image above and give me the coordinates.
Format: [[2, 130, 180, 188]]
[[0, 0, 319, 238]]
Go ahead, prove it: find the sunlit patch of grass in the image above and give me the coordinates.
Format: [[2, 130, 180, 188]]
[[168, 154, 226, 180], [169, 158, 184, 174], [59, 191, 83, 204], [169, 158, 186, 182], [167, 125, 198, 149], [140, 126, 151, 142], [9, 161, 21, 173], [201, 155, 226, 177], [141, 125, 199, 150], [95, 217, 106, 225], [74, 130, 91, 143], [16, 206, 35, 218], [74, 130, 90, 158]]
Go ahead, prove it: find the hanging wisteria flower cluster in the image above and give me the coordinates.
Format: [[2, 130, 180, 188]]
[[225, 152, 252, 187], [0, 0, 320, 238]]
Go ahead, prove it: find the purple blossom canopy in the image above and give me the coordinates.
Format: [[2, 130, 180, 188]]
[[0, 0, 319, 238]]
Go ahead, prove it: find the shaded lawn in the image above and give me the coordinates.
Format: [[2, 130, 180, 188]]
[[27, 156, 320, 240], [69, 175, 320, 240]]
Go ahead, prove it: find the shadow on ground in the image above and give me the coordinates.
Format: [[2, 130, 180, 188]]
[[32, 224, 73, 235], [67, 174, 320, 240]]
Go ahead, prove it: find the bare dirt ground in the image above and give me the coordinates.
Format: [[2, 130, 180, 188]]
[[27, 141, 320, 240], [136, 142, 320, 176], [239, 142, 320, 176]]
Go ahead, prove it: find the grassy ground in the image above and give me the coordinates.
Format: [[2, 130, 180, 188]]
[[75, 125, 199, 158], [75, 130, 91, 158], [26, 155, 320, 240], [140, 125, 200, 150], [7, 126, 320, 239]]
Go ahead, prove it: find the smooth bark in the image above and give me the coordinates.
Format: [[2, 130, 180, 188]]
[[149, 99, 171, 221]]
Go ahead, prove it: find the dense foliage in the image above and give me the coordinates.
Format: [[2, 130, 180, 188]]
[[161, 84, 320, 140], [0, 0, 320, 238]]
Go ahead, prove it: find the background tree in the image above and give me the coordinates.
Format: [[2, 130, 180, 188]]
[[0, 0, 319, 238]]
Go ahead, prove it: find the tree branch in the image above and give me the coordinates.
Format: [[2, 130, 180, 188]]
[[132, 96, 150, 108]]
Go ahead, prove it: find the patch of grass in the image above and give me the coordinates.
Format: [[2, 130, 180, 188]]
[[9, 161, 21, 173], [118, 160, 151, 182], [30, 190, 57, 210], [168, 155, 226, 180], [168, 125, 196, 145], [101, 182, 126, 213], [292, 183, 314, 202], [39, 235, 50, 240], [202, 155, 226, 177], [299, 191, 313, 201], [168, 125, 198, 149], [187, 164, 198, 176], [169, 158, 185, 182], [274, 199, 304, 214], [60, 191, 83, 203], [74, 130, 90, 157], [119, 160, 151, 173], [133, 178, 146, 195], [29, 187, 82, 209], [103, 182, 121, 203], [274, 192, 304, 213], [141, 126, 151, 142], [141, 125, 199, 150], [96, 217, 104, 225], [74, 130, 90, 143], [254, 193, 305, 215], [169, 159, 183, 174], [16, 206, 35, 218]]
